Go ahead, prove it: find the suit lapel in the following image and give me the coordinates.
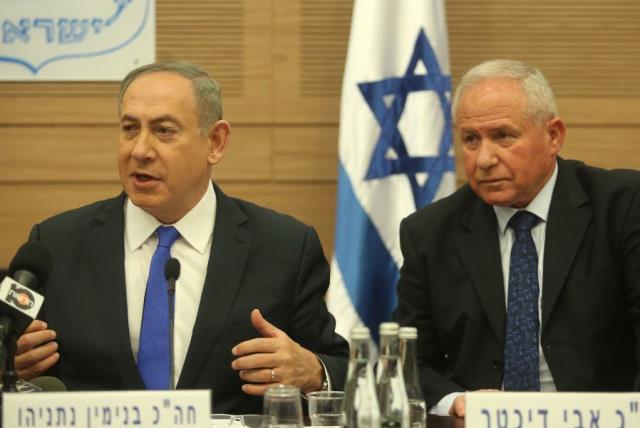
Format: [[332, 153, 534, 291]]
[[88, 193, 144, 389], [541, 160, 591, 332], [178, 184, 251, 388], [454, 194, 506, 345]]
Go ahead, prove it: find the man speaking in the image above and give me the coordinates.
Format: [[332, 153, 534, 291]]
[[13, 60, 348, 413]]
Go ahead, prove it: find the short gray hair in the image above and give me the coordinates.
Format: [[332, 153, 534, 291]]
[[451, 59, 557, 125], [117, 60, 223, 134]]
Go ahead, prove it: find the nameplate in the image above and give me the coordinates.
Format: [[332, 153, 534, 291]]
[[466, 391, 640, 428], [3, 390, 211, 428]]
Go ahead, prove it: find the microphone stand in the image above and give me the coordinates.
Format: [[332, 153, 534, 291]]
[[0, 315, 17, 427], [167, 278, 176, 391], [0, 315, 17, 393]]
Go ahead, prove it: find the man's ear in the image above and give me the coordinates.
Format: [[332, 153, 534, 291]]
[[546, 116, 566, 156], [207, 120, 231, 166]]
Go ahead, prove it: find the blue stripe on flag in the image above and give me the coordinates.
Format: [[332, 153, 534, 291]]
[[334, 162, 399, 343]]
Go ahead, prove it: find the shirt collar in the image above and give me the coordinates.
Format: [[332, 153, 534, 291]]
[[493, 161, 558, 235], [125, 182, 217, 254]]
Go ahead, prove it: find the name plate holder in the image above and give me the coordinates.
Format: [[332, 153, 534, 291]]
[[3, 389, 211, 428], [466, 391, 640, 428]]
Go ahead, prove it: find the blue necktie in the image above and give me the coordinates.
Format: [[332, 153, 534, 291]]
[[137, 226, 180, 390], [503, 211, 541, 391]]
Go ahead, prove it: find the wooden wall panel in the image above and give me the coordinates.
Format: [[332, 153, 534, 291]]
[[274, 126, 338, 181], [557, 98, 640, 127], [157, 2, 246, 97], [558, 127, 640, 171], [0, 127, 118, 182], [447, 0, 640, 98], [4, 97, 117, 125], [0, 184, 123, 264], [273, 0, 352, 123]]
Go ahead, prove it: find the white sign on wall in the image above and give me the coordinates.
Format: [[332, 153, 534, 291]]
[[0, 0, 156, 80]]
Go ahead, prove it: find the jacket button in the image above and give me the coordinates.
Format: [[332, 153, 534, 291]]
[[492, 358, 503, 370]]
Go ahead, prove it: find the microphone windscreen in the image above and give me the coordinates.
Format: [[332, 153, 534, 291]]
[[30, 376, 67, 392], [165, 258, 181, 281], [8, 242, 52, 290]]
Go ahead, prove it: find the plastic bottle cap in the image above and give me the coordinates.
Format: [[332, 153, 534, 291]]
[[350, 326, 371, 339], [379, 322, 399, 335], [399, 326, 418, 339]]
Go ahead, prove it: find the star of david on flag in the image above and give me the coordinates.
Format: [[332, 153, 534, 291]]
[[327, 0, 456, 343], [360, 28, 454, 209]]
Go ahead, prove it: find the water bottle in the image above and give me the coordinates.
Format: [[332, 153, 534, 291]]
[[399, 327, 426, 428], [376, 322, 410, 428], [342, 326, 381, 428]]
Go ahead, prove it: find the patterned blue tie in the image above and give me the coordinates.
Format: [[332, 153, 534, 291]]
[[137, 226, 180, 390], [503, 211, 541, 391]]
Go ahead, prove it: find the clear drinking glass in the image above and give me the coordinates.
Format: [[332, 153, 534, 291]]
[[308, 391, 345, 426], [262, 384, 304, 428]]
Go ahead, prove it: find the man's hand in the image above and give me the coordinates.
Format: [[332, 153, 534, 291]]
[[449, 395, 466, 418], [449, 389, 500, 419], [231, 309, 324, 396], [15, 320, 59, 380]]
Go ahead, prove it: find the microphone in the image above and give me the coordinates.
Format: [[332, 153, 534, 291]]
[[9, 242, 52, 292], [0, 242, 52, 392], [0, 242, 52, 339], [165, 258, 180, 390], [165, 258, 180, 297]]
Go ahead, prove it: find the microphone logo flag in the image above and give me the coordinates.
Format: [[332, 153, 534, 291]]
[[7, 282, 36, 310], [0, 276, 44, 319]]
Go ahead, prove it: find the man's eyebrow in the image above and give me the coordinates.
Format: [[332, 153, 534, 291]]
[[120, 114, 139, 123], [119, 114, 182, 126], [459, 127, 478, 134], [149, 115, 181, 126]]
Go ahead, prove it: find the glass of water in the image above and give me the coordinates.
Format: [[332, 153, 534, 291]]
[[262, 385, 303, 428], [308, 391, 344, 426]]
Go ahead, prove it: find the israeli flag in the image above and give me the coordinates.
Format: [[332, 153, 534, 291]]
[[327, 0, 456, 343]]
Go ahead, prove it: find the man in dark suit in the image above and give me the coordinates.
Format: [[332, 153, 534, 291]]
[[393, 59, 640, 418], [13, 60, 348, 413]]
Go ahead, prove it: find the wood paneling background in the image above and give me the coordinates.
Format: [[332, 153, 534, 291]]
[[1, 0, 639, 266]]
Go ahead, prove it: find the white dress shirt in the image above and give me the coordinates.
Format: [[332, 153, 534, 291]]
[[124, 182, 216, 387], [431, 163, 558, 415]]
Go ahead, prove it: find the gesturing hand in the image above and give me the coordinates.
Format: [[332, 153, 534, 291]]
[[231, 309, 324, 396]]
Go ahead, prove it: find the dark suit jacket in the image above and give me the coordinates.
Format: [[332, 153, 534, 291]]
[[393, 158, 640, 406], [31, 183, 349, 413]]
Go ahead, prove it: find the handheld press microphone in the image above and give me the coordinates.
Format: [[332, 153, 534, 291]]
[[165, 257, 180, 390], [0, 242, 52, 392]]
